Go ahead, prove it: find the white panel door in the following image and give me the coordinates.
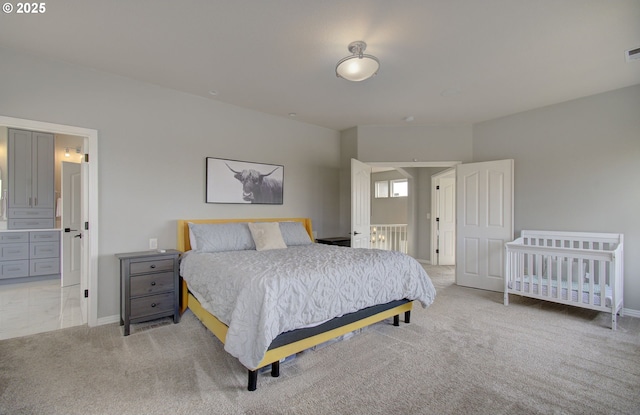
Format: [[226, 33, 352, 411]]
[[437, 176, 456, 265], [61, 161, 82, 288], [456, 159, 513, 291], [351, 159, 371, 248]]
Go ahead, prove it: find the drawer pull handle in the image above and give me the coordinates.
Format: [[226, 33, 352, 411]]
[[7, 267, 20, 271], [151, 281, 156, 286], [151, 303, 157, 308], [150, 265, 156, 269]]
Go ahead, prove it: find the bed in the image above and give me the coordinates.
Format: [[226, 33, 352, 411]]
[[177, 217, 436, 391], [504, 230, 624, 329]]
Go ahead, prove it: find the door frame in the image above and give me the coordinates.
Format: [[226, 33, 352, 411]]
[[0, 115, 99, 327], [364, 161, 460, 260]]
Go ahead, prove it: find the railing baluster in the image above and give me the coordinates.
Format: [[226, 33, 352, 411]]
[[370, 224, 408, 253]]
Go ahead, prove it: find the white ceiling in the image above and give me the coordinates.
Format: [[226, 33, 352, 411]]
[[1, 1, 638, 131]]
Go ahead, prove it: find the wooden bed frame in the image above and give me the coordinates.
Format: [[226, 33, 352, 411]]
[[177, 218, 413, 391]]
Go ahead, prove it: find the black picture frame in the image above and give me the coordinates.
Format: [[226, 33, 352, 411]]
[[206, 157, 284, 204]]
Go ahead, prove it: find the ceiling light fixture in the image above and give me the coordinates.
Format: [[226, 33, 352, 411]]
[[335, 41, 380, 82]]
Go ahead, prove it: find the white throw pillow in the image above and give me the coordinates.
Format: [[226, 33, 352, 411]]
[[248, 222, 287, 251]]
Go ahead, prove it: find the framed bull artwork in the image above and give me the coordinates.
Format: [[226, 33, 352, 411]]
[[206, 157, 284, 204]]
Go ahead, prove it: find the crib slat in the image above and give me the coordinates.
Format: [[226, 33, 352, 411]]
[[599, 260, 606, 309], [582, 259, 602, 305], [536, 254, 543, 295], [567, 259, 573, 302], [527, 253, 533, 295], [556, 256, 562, 300], [578, 259, 584, 304]]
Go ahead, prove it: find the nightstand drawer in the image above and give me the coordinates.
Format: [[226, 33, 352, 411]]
[[130, 271, 175, 296], [130, 292, 174, 319], [130, 259, 174, 275]]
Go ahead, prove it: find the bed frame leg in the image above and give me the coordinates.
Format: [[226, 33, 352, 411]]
[[271, 361, 280, 378], [404, 310, 411, 324], [248, 370, 257, 391], [393, 315, 400, 326]]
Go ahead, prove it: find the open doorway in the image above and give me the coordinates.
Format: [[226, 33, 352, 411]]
[[354, 160, 512, 291], [356, 160, 460, 262], [0, 115, 98, 340]]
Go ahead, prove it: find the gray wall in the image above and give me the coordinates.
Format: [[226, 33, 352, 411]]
[[473, 85, 640, 311], [0, 46, 341, 320], [356, 125, 473, 163]]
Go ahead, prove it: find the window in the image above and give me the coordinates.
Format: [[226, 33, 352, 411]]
[[374, 180, 389, 198], [390, 179, 408, 197], [375, 179, 408, 198]]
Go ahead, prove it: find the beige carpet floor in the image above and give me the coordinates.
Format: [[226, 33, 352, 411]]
[[1, 265, 639, 415]]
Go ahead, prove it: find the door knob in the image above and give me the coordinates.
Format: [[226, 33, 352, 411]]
[[74, 234, 82, 239]]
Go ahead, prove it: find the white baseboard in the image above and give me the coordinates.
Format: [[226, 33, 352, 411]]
[[622, 308, 640, 318], [417, 259, 431, 265]]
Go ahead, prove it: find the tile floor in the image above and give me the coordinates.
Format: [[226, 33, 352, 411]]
[[0, 278, 84, 340]]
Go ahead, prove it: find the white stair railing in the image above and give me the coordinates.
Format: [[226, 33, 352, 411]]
[[370, 224, 408, 253]]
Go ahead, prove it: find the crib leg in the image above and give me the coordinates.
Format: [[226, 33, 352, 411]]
[[404, 310, 411, 324], [248, 370, 257, 391], [393, 315, 400, 326], [271, 361, 280, 378]]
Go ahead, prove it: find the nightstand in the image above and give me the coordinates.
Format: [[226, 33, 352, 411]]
[[116, 249, 181, 336], [315, 237, 351, 247]]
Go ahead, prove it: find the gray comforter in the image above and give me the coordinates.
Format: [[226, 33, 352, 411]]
[[180, 244, 436, 369]]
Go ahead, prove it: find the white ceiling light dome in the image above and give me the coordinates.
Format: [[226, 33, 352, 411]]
[[336, 41, 380, 82]]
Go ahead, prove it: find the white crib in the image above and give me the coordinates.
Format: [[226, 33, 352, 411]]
[[504, 230, 624, 329]]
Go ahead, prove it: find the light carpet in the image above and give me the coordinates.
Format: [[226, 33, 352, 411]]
[[1, 266, 639, 415]]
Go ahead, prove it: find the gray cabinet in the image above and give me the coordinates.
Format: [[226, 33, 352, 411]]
[[8, 129, 55, 229], [116, 250, 181, 336], [0, 231, 60, 280]]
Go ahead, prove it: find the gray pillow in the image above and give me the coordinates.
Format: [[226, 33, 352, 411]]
[[279, 222, 312, 246], [188, 222, 256, 252]]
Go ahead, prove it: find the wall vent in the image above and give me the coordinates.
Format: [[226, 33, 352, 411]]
[[625, 47, 640, 62]]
